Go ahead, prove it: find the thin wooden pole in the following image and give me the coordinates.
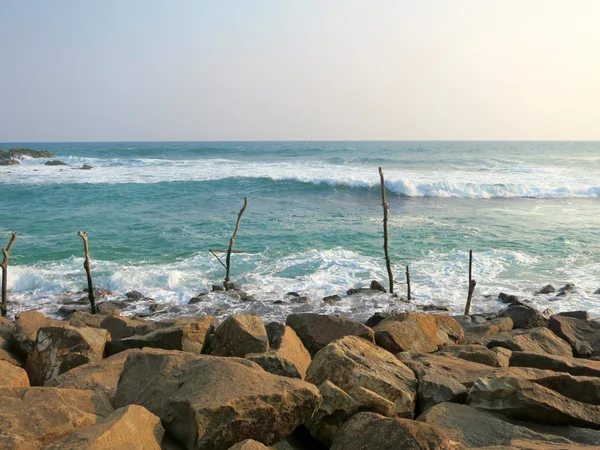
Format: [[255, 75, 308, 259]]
[[78, 231, 97, 314], [406, 265, 411, 301], [1, 232, 17, 318], [464, 249, 476, 315], [224, 197, 248, 290], [378, 167, 394, 294]]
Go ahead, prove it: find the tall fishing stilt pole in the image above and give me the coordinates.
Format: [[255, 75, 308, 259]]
[[78, 231, 97, 314], [406, 265, 411, 301], [378, 167, 394, 294], [464, 249, 476, 315], [224, 197, 248, 290], [1, 232, 17, 318]]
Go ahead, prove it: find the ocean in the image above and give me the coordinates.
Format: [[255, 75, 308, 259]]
[[1, 141, 599, 322]]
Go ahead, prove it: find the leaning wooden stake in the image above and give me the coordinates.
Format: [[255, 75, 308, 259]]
[[406, 265, 412, 301], [464, 249, 476, 315], [78, 231, 97, 314], [1, 232, 18, 318], [224, 197, 248, 290], [378, 167, 394, 294]]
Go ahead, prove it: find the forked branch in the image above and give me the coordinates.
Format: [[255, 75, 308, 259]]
[[224, 197, 248, 290]]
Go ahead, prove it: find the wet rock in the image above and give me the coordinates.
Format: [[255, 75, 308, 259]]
[[13, 310, 63, 356], [46, 349, 139, 402], [209, 314, 269, 357], [44, 160, 69, 166], [0, 158, 19, 165], [273, 300, 287, 305], [330, 412, 459, 450], [557, 283, 577, 296], [595, 288, 600, 295], [484, 327, 572, 357], [369, 280, 387, 293], [148, 303, 166, 312], [45, 404, 164, 450], [498, 292, 520, 304], [419, 304, 450, 312], [96, 301, 122, 315], [26, 325, 110, 386], [78, 164, 93, 170], [437, 344, 505, 367], [291, 296, 311, 304], [346, 288, 382, 296], [188, 293, 209, 304], [463, 317, 514, 344], [548, 314, 600, 358], [497, 304, 549, 329], [8, 148, 55, 158], [286, 313, 374, 356], [114, 349, 321, 450], [536, 284, 556, 295], [125, 290, 145, 301], [0, 360, 29, 387], [373, 313, 463, 354], [306, 336, 417, 419], [212, 285, 225, 292], [100, 315, 155, 340], [364, 312, 390, 328], [467, 376, 600, 428], [509, 351, 600, 377], [323, 294, 342, 305], [0, 387, 113, 448], [286, 292, 300, 297]]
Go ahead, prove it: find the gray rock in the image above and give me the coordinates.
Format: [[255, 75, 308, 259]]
[[44, 160, 68, 166], [509, 351, 600, 377], [209, 314, 269, 357], [497, 305, 549, 329], [536, 284, 556, 295], [548, 314, 600, 358], [484, 327, 572, 357]]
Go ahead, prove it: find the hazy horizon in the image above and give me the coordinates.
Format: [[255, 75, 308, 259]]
[[1, 1, 599, 142]]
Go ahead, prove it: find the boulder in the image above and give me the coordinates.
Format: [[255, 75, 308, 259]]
[[114, 349, 321, 449], [364, 312, 389, 328], [45, 160, 69, 166], [490, 347, 512, 368], [498, 292, 520, 304], [209, 314, 269, 357], [0, 322, 24, 367], [484, 327, 572, 357], [0, 360, 29, 387], [436, 344, 505, 367], [265, 324, 311, 379], [0, 387, 113, 448], [373, 313, 463, 354], [67, 311, 110, 328], [13, 311, 62, 356], [306, 336, 417, 418], [286, 313, 374, 356], [106, 317, 214, 356], [536, 284, 556, 295], [245, 351, 304, 379], [557, 283, 577, 296], [510, 351, 600, 377], [498, 305, 548, 329], [548, 314, 600, 358], [46, 349, 138, 402], [100, 315, 154, 340], [323, 294, 342, 305], [26, 325, 110, 386], [44, 404, 164, 449], [417, 402, 585, 448], [468, 376, 600, 428], [534, 373, 600, 405], [330, 412, 460, 450], [228, 440, 271, 450], [8, 148, 55, 158], [558, 311, 590, 320], [369, 280, 386, 292], [463, 317, 513, 344]]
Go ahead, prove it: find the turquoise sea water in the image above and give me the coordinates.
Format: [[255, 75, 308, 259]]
[[1, 141, 599, 321]]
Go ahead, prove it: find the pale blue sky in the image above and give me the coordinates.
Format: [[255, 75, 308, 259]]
[[1, 1, 599, 141]]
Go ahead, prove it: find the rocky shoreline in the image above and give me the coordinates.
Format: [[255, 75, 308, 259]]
[[2, 290, 600, 449]]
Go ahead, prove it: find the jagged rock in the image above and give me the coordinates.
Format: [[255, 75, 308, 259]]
[[114, 349, 321, 450], [13, 311, 63, 356], [463, 317, 513, 344], [46, 349, 138, 402], [323, 294, 342, 305], [44, 404, 164, 449], [267, 324, 311, 378], [509, 351, 600, 377], [330, 412, 460, 450], [0, 387, 113, 448], [26, 325, 110, 386], [106, 317, 214, 356], [594, 288, 600, 295], [557, 283, 577, 296], [398, 352, 557, 413], [467, 376, 600, 428], [491, 347, 513, 368], [291, 296, 310, 304], [245, 351, 303, 379], [0, 360, 29, 387], [417, 402, 586, 448], [484, 327, 572, 357], [373, 313, 463, 354], [44, 160, 69, 166], [306, 336, 417, 419], [536, 284, 556, 295], [67, 310, 110, 328], [286, 313, 374, 356], [369, 280, 386, 293], [548, 314, 600, 358], [125, 290, 145, 300], [498, 292, 520, 304], [558, 311, 590, 320], [79, 164, 93, 170], [209, 314, 269, 357], [534, 373, 600, 405], [228, 440, 271, 450], [436, 344, 505, 367], [364, 312, 390, 328], [498, 305, 548, 329], [100, 315, 155, 340]]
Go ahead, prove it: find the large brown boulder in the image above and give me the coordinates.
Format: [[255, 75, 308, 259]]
[[468, 376, 600, 428], [13, 311, 62, 356], [46, 349, 138, 402], [100, 315, 154, 340], [330, 412, 461, 450], [106, 317, 214, 356], [548, 315, 600, 358], [417, 402, 589, 448], [286, 313, 374, 356], [114, 349, 321, 449], [44, 404, 164, 449], [534, 373, 600, 405], [509, 351, 600, 377], [436, 344, 506, 367], [26, 325, 110, 386], [266, 324, 312, 378], [0, 360, 29, 387], [0, 387, 113, 448], [373, 313, 463, 354], [485, 327, 572, 357], [209, 314, 269, 357], [463, 317, 513, 344], [306, 336, 417, 421]]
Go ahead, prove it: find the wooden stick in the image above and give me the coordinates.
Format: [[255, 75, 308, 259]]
[[378, 167, 394, 294], [1, 232, 17, 318], [406, 265, 411, 301], [78, 231, 97, 314], [464, 250, 476, 315], [224, 197, 248, 290]]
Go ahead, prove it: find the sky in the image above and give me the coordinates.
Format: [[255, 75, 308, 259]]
[[1, 0, 599, 141]]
